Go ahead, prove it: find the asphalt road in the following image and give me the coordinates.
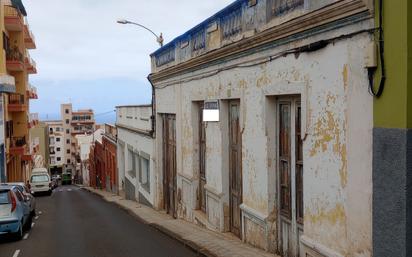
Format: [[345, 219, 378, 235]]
[[0, 185, 199, 257]]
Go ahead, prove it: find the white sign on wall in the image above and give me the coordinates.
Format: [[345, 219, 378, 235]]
[[203, 100, 220, 122]]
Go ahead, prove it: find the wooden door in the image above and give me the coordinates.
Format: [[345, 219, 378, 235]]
[[199, 103, 207, 212], [229, 100, 242, 237], [162, 114, 177, 218], [278, 98, 303, 257]]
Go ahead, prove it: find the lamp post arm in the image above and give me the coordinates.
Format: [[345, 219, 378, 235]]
[[127, 21, 163, 46]]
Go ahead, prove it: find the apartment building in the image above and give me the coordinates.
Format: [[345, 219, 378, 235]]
[[29, 121, 49, 170], [45, 120, 64, 175], [102, 124, 117, 193], [1, 0, 38, 182], [60, 103, 95, 173]]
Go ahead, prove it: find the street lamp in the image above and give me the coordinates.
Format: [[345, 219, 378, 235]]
[[117, 19, 164, 47]]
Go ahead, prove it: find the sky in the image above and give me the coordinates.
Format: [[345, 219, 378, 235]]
[[23, 0, 233, 123]]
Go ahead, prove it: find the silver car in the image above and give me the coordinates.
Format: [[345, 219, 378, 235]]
[[2, 183, 36, 217]]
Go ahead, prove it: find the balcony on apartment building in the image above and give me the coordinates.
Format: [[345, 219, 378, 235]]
[[6, 47, 24, 72], [28, 113, 39, 128], [23, 17, 36, 49], [71, 115, 95, 125], [26, 84, 38, 99], [104, 123, 117, 142], [24, 52, 37, 74], [8, 93, 27, 112], [10, 136, 26, 155], [4, 5, 24, 32]]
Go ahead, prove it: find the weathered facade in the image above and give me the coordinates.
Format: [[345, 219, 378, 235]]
[[102, 123, 117, 193], [149, 0, 374, 256], [116, 105, 155, 207]]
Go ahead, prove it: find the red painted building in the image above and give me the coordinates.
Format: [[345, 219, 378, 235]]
[[89, 124, 117, 192], [102, 124, 117, 193]]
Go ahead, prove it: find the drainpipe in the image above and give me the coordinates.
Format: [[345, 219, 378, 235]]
[[147, 74, 156, 138]]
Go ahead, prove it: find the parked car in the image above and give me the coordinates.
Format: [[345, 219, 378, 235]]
[[2, 183, 36, 217], [30, 173, 52, 196], [61, 172, 72, 185], [0, 185, 32, 240]]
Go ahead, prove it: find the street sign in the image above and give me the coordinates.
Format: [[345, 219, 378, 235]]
[[203, 100, 220, 122]]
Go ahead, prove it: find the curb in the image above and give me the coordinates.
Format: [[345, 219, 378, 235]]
[[80, 187, 214, 257]]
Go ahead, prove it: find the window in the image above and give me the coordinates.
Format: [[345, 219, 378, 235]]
[[57, 147, 61, 152], [56, 127, 60, 132], [67, 150, 70, 154], [67, 159, 71, 164], [13, 189, 24, 202], [127, 148, 136, 178], [66, 139, 70, 144], [65, 109, 69, 114], [56, 137, 61, 142], [57, 157, 61, 161], [139, 153, 150, 193], [66, 119, 69, 124], [31, 175, 49, 183], [66, 129, 70, 134]]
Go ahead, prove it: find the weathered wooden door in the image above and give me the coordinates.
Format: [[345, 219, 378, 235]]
[[278, 98, 303, 257], [162, 114, 177, 218], [229, 100, 242, 237], [199, 103, 207, 212]]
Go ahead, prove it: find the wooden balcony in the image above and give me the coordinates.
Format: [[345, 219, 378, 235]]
[[4, 6, 24, 32], [10, 136, 26, 155], [8, 93, 27, 112]]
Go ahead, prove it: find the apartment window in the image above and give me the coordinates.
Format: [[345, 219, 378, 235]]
[[56, 137, 61, 142], [67, 159, 71, 164], [66, 129, 70, 134], [57, 157, 61, 161], [66, 139, 70, 144], [65, 119, 69, 124], [67, 150, 70, 154], [127, 147, 136, 178], [65, 109, 69, 114], [57, 147, 61, 152], [56, 127, 60, 132], [139, 153, 150, 193]]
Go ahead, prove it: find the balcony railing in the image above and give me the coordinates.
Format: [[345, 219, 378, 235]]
[[9, 93, 25, 105], [28, 113, 39, 128], [4, 5, 24, 32], [27, 84, 38, 99], [8, 93, 26, 112], [25, 51, 37, 74], [6, 47, 24, 71], [24, 17, 36, 49], [10, 136, 26, 148]]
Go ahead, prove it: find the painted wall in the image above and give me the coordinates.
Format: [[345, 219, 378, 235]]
[[154, 22, 374, 257]]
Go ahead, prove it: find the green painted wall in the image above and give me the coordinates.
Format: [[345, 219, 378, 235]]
[[374, 0, 411, 129]]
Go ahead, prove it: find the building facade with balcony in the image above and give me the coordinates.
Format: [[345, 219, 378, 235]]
[[116, 105, 155, 207], [60, 103, 95, 174], [1, 0, 38, 183], [45, 120, 64, 175], [149, 0, 375, 256]]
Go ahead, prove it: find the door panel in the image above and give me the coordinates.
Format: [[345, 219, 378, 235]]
[[199, 103, 207, 212], [229, 101, 242, 237], [278, 98, 303, 257], [163, 114, 177, 218]]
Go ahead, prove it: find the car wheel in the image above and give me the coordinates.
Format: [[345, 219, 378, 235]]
[[13, 222, 23, 241], [48, 190, 52, 196]]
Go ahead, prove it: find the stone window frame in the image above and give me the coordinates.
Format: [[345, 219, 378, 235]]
[[139, 151, 151, 193], [127, 145, 136, 178]]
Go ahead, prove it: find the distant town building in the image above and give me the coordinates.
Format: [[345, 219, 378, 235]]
[[60, 103, 95, 174], [45, 120, 64, 175], [29, 121, 49, 170], [116, 105, 154, 206], [102, 124, 117, 193]]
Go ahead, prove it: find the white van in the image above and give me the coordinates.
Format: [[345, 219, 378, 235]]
[[29, 171, 52, 196]]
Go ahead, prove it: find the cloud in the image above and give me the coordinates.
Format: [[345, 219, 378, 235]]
[[23, 0, 234, 81]]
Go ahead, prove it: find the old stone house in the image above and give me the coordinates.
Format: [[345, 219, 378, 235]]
[[146, 0, 410, 256]]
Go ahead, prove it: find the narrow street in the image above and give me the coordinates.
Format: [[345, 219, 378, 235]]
[[0, 186, 199, 257]]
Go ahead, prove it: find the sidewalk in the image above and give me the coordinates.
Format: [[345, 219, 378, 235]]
[[80, 186, 277, 257]]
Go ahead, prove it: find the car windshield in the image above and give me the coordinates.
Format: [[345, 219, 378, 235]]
[[0, 191, 9, 204], [31, 175, 49, 183]]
